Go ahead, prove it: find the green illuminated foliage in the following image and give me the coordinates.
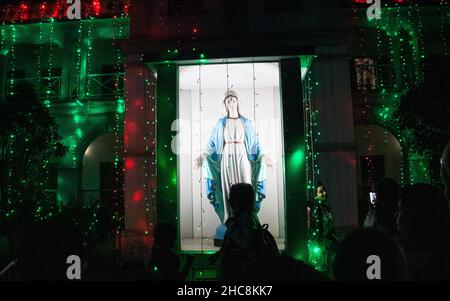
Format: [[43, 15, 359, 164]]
[[0, 82, 68, 251], [395, 63, 450, 181]]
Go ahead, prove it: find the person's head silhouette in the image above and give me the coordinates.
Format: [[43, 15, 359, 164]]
[[375, 178, 400, 217], [153, 223, 177, 250], [397, 184, 448, 245], [333, 228, 402, 281], [229, 183, 255, 215]]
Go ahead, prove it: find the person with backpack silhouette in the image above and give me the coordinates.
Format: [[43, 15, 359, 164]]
[[210, 183, 279, 280], [149, 223, 194, 281]]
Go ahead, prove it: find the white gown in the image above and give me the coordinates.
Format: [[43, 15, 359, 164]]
[[221, 118, 252, 220]]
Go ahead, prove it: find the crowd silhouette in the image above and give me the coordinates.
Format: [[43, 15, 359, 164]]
[[2, 141, 449, 281]]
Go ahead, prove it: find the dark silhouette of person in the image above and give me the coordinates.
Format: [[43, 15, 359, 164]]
[[149, 222, 193, 281], [310, 182, 339, 242], [333, 227, 404, 281], [116, 240, 151, 281], [307, 182, 339, 273], [16, 216, 83, 281], [397, 184, 450, 280], [441, 141, 450, 201], [213, 183, 278, 280], [245, 255, 329, 281], [364, 178, 400, 237]]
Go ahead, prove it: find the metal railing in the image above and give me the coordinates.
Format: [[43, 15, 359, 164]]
[[3, 72, 125, 101], [5, 76, 62, 100], [86, 73, 125, 98]]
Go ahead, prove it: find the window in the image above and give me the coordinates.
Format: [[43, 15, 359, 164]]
[[100, 161, 113, 205], [353, 58, 377, 90], [99, 162, 116, 232], [100, 162, 113, 190]]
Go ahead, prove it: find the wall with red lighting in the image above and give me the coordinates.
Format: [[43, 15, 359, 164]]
[[120, 55, 156, 251]]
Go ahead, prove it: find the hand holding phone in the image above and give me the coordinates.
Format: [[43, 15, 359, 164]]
[[369, 192, 377, 205]]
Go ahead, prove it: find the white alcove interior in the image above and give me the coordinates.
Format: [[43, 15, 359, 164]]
[[178, 62, 286, 251]]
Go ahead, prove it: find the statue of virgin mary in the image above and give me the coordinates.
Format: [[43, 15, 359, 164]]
[[194, 90, 273, 224]]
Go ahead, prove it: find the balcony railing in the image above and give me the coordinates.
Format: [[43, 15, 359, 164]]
[[3, 72, 125, 101], [86, 73, 125, 98], [6, 76, 62, 100]]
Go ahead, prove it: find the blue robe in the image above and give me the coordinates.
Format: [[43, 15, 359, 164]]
[[203, 115, 266, 223]]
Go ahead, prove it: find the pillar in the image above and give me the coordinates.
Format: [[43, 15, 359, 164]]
[[280, 58, 308, 260], [312, 46, 358, 229], [121, 54, 156, 251]]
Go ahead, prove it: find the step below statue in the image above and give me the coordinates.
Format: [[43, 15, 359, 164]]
[[194, 90, 274, 246]]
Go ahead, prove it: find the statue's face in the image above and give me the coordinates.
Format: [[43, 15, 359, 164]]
[[225, 96, 239, 115]]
